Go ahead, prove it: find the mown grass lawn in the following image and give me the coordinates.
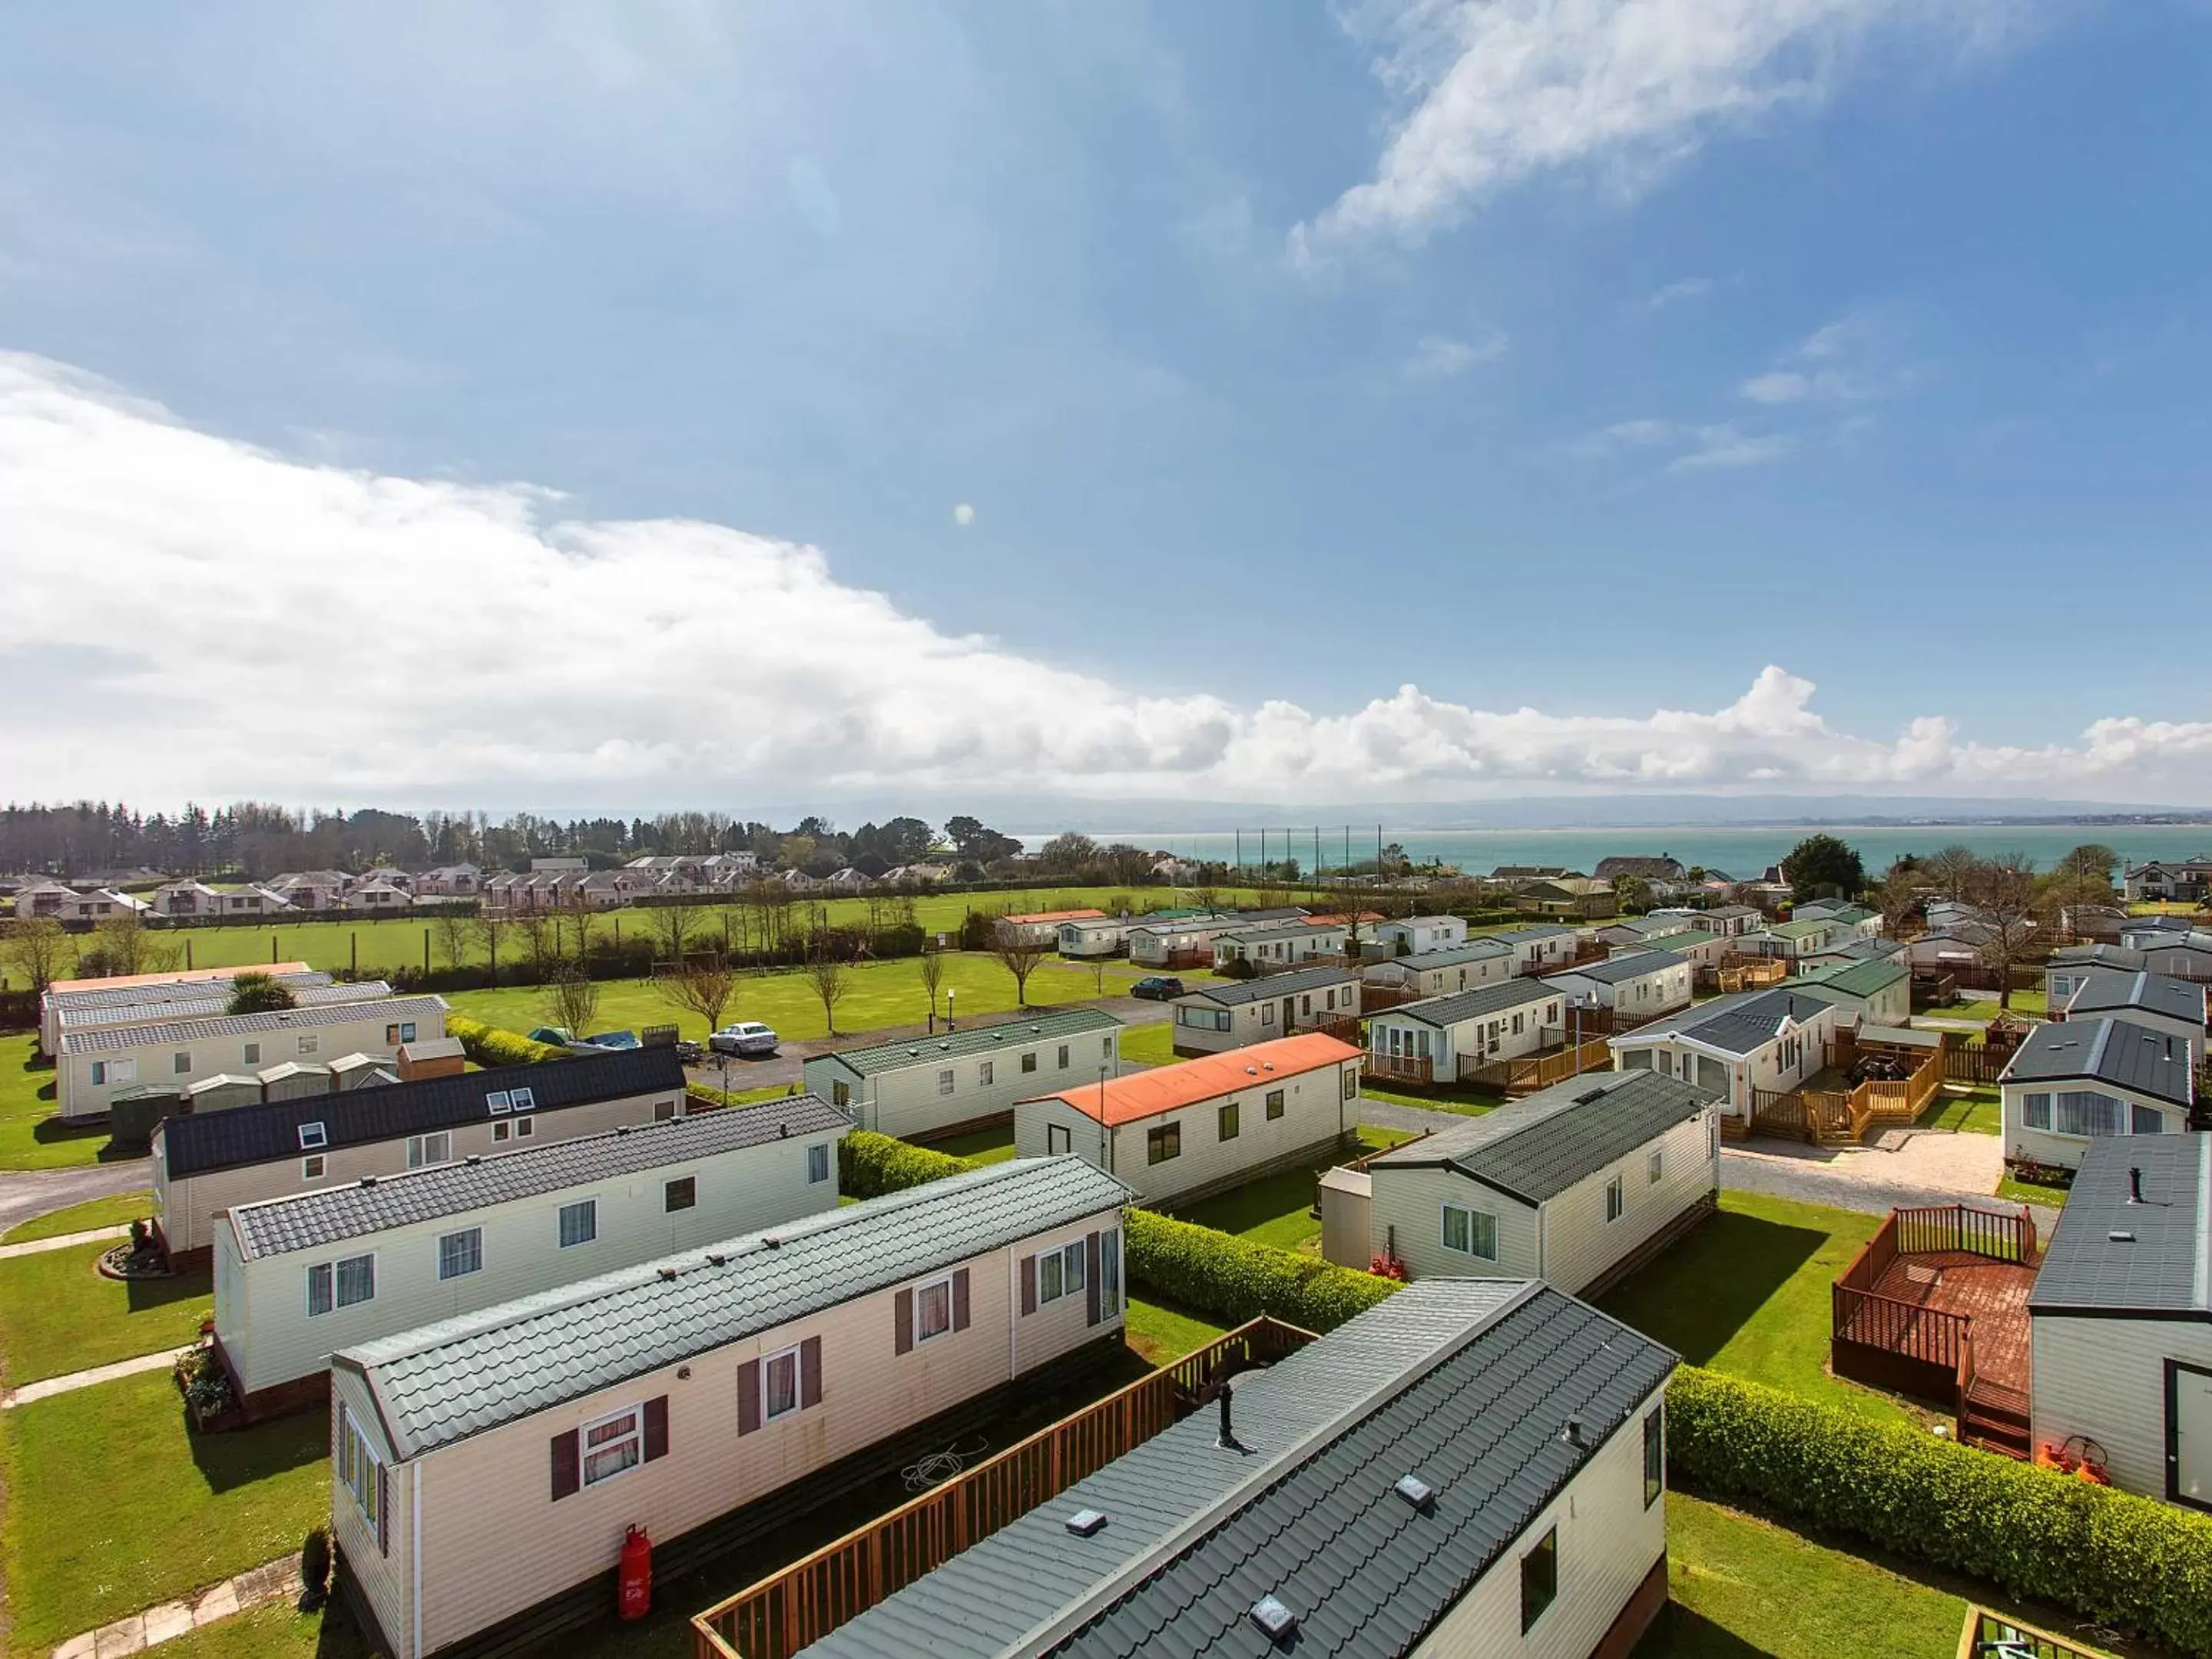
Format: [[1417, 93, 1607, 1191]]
[[1124, 1294, 1229, 1365], [0, 1240, 212, 1385], [1115, 1021, 1177, 1067], [0, 1369, 331, 1651], [1597, 1191, 1919, 1427], [926, 1121, 1018, 1164], [2000, 1174, 2073, 1208], [1358, 1081, 1501, 1118], [0, 1030, 115, 1171], [1944, 990, 2048, 1023], [1, 1189, 151, 1243], [1168, 1127, 1419, 1253], [1918, 1085, 2001, 1135]]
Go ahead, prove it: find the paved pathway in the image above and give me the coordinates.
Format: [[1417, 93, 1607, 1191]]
[[0, 1224, 131, 1260], [1724, 1133, 2058, 1227], [3, 1346, 187, 1410], [0, 1160, 151, 1235], [51, 1555, 301, 1658]]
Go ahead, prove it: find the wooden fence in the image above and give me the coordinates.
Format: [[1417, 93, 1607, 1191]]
[[1715, 958, 1789, 993], [1362, 1051, 1435, 1087], [1830, 1204, 2037, 1411], [1751, 1051, 1944, 1144], [1942, 1046, 2009, 1086], [692, 1317, 1315, 1659], [1459, 1038, 1612, 1094], [1955, 1607, 2114, 1659]]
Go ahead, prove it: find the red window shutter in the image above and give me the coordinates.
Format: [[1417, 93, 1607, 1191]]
[[1020, 1253, 1037, 1316], [800, 1335, 823, 1409], [952, 1268, 971, 1332], [642, 1395, 670, 1462], [894, 1287, 914, 1355], [1084, 1231, 1102, 1326], [737, 1359, 761, 1435], [550, 1429, 581, 1501], [377, 1463, 390, 1556]]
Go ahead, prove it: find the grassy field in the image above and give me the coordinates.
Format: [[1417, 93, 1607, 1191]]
[[1945, 990, 2048, 1022], [1917, 1085, 2001, 1135], [1358, 1080, 1502, 1118], [2000, 1173, 2073, 1207], [1598, 1191, 1919, 1427], [1116, 1021, 1177, 1067], [0, 1369, 331, 1651], [1124, 1294, 1229, 1365], [0, 1240, 211, 1385], [926, 1122, 1018, 1164], [1, 1190, 150, 1243], [0, 1031, 114, 1171], [1168, 1127, 1419, 1252]]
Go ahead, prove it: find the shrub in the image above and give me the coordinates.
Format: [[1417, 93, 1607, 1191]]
[[839, 1130, 974, 1198], [225, 971, 296, 1015], [300, 1525, 333, 1608], [1124, 1207, 1399, 1335], [445, 1014, 565, 1068], [1667, 1366, 2212, 1657]]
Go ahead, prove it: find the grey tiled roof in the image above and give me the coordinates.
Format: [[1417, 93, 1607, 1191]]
[[1181, 964, 1359, 1008], [1222, 919, 1338, 943], [813, 1008, 1122, 1078], [55, 980, 394, 1033], [1379, 977, 1560, 1031], [1616, 987, 1833, 1057], [1790, 960, 1909, 1000], [1547, 949, 1685, 985], [1368, 939, 1514, 970], [1486, 924, 1577, 943], [1999, 1017, 2195, 1108], [2028, 1136, 2207, 1316], [44, 969, 335, 1012], [230, 1095, 851, 1259], [2064, 970, 2206, 1025], [2051, 944, 2146, 972], [60, 993, 447, 1057], [798, 1281, 1675, 1659], [339, 1157, 1134, 1457], [1369, 1070, 1712, 1204]]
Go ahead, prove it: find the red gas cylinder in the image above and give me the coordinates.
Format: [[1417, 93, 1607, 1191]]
[[618, 1525, 652, 1620]]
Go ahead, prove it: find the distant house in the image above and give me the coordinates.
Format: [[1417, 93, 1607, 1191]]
[[1545, 949, 1693, 1025], [1166, 964, 1361, 1056], [995, 909, 1106, 948], [1623, 928, 1725, 973], [212, 1097, 849, 1416], [1485, 923, 1580, 975], [1126, 913, 1246, 969], [1516, 878, 1618, 919], [1907, 927, 1995, 974], [1787, 959, 1912, 1029], [1356, 1069, 1719, 1295], [1609, 988, 1845, 1129], [1594, 914, 1690, 949], [802, 1280, 1677, 1659], [800, 1008, 1123, 1141], [265, 871, 351, 911], [9, 879, 74, 918], [2056, 970, 2207, 1065], [1687, 902, 1763, 939], [2028, 1135, 2212, 1508], [1793, 900, 1882, 938], [2137, 932, 2212, 984], [53, 887, 150, 922], [1797, 934, 1910, 972], [1489, 864, 1578, 881], [1594, 855, 1687, 883], [1998, 1016, 2195, 1172], [413, 863, 482, 898], [1366, 979, 1567, 1085], [330, 1157, 1133, 1657], [152, 1048, 687, 1264], [2121, 859, 2212, 905], [150, 879, 224, 919], [1362, 938, 1518, 1000], [1014, 1032, 1363, 1206], [344, 879, 414, 914], [1369, 914, 1469, 955]]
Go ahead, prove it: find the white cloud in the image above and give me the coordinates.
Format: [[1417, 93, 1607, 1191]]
[[5, 352, 2210, 805], [1575, 418, 1793, 472], [951, 502, 975, 527], [1402, 331, 1508, 378], [1739, 308, 1909, 403], [1637, 276, 1718, 313], [1293, 0, 2011, 256]]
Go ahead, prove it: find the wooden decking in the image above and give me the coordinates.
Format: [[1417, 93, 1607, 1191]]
[[1862, 1249, 2035, 1399]]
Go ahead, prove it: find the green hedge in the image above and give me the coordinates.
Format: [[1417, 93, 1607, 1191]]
[[1668, 1366, 2212, 1656], [1123, 1207, 1399, 1335], [839, 1129, 975, 1198], [445, 1015, 565, 1068]]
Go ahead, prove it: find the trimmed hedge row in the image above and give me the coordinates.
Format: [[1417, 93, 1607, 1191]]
[[839, 1129, 975, 1198], [1668, 1366, 2212, 1657], [1123, 1207, 1399, 1335], [445, 1014, 565, 1068]]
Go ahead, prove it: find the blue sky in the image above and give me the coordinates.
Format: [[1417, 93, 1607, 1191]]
[[2, 2, 2210, 810]]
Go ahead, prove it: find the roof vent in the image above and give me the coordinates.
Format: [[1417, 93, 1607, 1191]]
[[780, 1122, 789, 1138], [707, 1253, 727, 1267], [763, 1235, 781, 1249], [906, 1048, 920, 1058], [2128, 1166, 2144, 1204], [615, 1124, 631, 1136], [1262, 1061, 1274, 1071], [1064, 1507, 1108, 1537], [2108, 1230, 2136, 1243], [1393, 1473, 1436, 1512], [1249, 1595, 1297, 1644], [358, 1175, 376, 1188], [657, 1267, 678, 1281], [1560, 1416, 1586, 1449], [465, 1155, 482, 1166]]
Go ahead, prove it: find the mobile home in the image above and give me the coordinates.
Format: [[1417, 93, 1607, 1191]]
[[1166, 964, 1360, 1056], [1998, 1016, 2194, 1173], [800, 1008, 1122, 1141]]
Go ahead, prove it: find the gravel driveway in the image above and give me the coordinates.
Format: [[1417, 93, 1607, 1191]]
[[0, 1160, 153, 1235]]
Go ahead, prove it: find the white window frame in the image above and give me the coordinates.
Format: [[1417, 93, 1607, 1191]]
[[937, 1068, 955, 1097], [979, 1059, 994, 1086], [243, 1042, 260, 1065], [1035, 1239, 1086, 1306], [509, 1087, 536, 1112], [915, 1273, 955, 1343], [806, 1142, 832, 1184], [406, 1131, 452, 1168], [308, 1252, 376, 1316], [558, 1198, 598, 1249], [1441, 1200, 1498, 1261], [298, 1121, 328, 1150], [437, 1227, 483, 1280], [580, 1402, 644, 1488], [515, 1116, 535, 1138], [1605, 1174, 1626, 1224], [1047, 1123, 1071, 1154], [302, 1154, 326, 1180], [485, 1090, 512, 1114], [337, 1406, 381, 1527], [762, 1343, 803, 1422], [1647, 1148, 1664, 1185], [298, 1034, 320, 1056], [174, 1051, 193, 1075]]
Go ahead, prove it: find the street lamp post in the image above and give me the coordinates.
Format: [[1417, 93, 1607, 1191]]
[[945, 987, 956, 1031]]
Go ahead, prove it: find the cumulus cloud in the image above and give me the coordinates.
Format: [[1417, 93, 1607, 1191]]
[[3, 351, 2209, 806], [1293, 0, 2012, 256], [951, 502, 975, 527], [1739, 310, 1909, 404]]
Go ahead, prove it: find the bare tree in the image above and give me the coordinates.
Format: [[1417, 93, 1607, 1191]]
[[1965, 853, 2045, 1010], [1874, 865, 1923, 937], [1190, 882, 1221, 915], [471, 914, 505, 985], [647, 902, 697, 969], [1923, 843, 1981, 902], [84, 912, 179, 979], [992, 933, 1053, 1008], [0, 917, 68, 993], [435, 911, 474, 972], [803, 949, 850, 1035], [655, 955, 737, 1040], [917, 950, 945, 1027], [545, 968, 601, 1036], [558, 902, 596, 965]]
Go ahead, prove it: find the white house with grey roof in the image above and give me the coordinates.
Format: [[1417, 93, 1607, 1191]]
[[1608, 988, 1844, 1127], [328, 1157, 1133, 1657], [1542, 949, 1692, 1025], [2056, 970, 2207, 1066], [800, 1008, 1123, 1142], [212, 1096, 849, 1414], [1352, 1070, 1719, 1295], [1786, 959, 1912, 1029], [2028, 1135, 2212, 1508], [1360, 937, 1516, 1001], [57, 992, 446, 1121], [1365, 979, 1566, 1085], [1369, 914, 1469, 955], [1166, 964, 1361, 1056], [1998, 1016, 2195, 1173], [1485, 923, 1580, 975], [1210, 916, 1348, 969], [793, 1280, 1677, 1659]]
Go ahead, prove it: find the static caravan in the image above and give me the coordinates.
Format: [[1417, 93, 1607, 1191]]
[[1998, 1016, 2194, 1174], [1210, 917, 1348, 970], [213, 1097, 849, 1417], [1544, 949, 1693, 1024], [1126, 914, 1250, 969], [38, 962, 326, 1056], [1594, 916, 1690, 949], [800, 1008, 1122, 1142], [1797, 934, 1911, 971], [2046, 945, 2146, 1006], [1013, 1032, 1363, 1207], [1786, 960, 1912, 1029], [1056, 914, 1133, 958], [1166, 964, 1361, 1056], [2028, 1136, 2212, 1508], [1359, 1070, 1719, 1296], [1737, 919, 1838, 960], [800, 1280, 1677, 1659], [51, 979, 390, 1056], [2058, 971, 2207, 1065], [152, 1048, 690, 1266], [329, 1157, 1133, 1657], [1362, 938, 1517, 1000], [2138, 935, 2212, 984], [1485, 923, 1579, 975], [57, 992, 446, 1121], [1371, 914, 1469, 955], [995, 908, 1104, 947], [1609, 988, 1843, 1128], [1365, 979, 1565, 1086]]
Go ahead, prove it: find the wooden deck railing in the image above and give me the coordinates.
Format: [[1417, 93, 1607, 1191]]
[[691, 1316, 1315, 1659], [1752, 1054, 1943, 1145], [1832, 1204, 2038, 1417], [1956, 1606, 2114, 1658], [1459, 1038, 1611, 1094], [1893, 1200, 2038, 1263], [1363, 1051, 1434, 1085]]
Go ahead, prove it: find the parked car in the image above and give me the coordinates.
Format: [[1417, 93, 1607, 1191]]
[[709, 1021, 780, 1057], [1129, 976, 1184, 1001]]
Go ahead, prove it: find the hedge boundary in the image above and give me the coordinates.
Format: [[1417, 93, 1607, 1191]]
[[839, 1130, 975, 1198], [1668, 1366, 2212, 1656], [1121, 1207, 1399, 1333], [445, 1014, 565, 1068]]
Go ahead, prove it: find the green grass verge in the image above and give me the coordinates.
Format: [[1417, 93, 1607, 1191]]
[[1999, 1175, 2072, 1208], [925, 1123, 1018, 1165], [1642, 1494, 1967, 1657], [1356, 1082, 1501, 1118], [1115, 1022, 1177, 1067], [1597, 1191, 1919, 1427], [1944, 991, 2048, 1023], [1124, 1294, 1229, 1365], [0, 1031, 114, 1171], [1167, 1128, 1418, 1253], [0, 1369, 331, 1650], [2, 1190, 151, 1243], [0, 1242, 211, 1385], [1916, 1087, 2001, 1135], [139, 1601, 375, 1659]]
